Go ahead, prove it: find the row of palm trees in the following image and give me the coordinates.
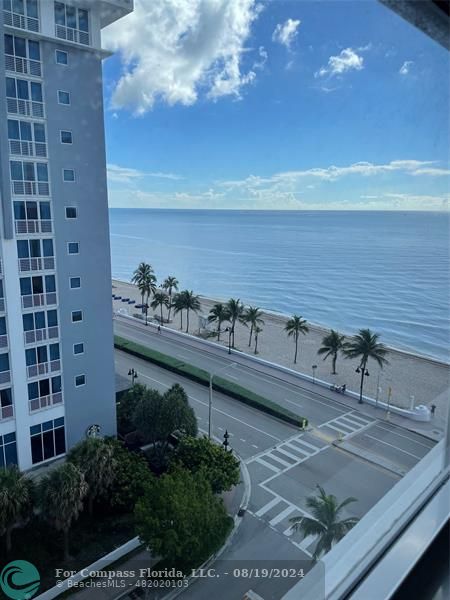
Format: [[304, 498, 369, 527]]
[[131, 263, 389, 403]]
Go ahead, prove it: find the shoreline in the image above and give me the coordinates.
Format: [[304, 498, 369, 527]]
[[112, 277, 449, 368]]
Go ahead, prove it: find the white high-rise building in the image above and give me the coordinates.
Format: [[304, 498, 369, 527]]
[[0, 0, 133, 470]]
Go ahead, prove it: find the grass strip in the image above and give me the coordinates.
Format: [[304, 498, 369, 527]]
[[115, 335, 308, 428]]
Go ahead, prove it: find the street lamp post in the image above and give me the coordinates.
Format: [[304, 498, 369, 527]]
[[209, 362, 237, 438], [224, 327, 232, 354], [355, 365, 369, 404], [312, 364, 317, 384], [128, 368, 138, 386]]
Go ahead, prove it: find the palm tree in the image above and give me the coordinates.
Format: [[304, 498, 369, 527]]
[[317, 330, 347, 375], [162, 276, 179, 321], [67, 438, 116, 516], [207, 303, 230, 341], [345, 328, 389, 404], [226, 298, 245, 348], [131, 262, 153, 306], [39, 462, 87, 561], [172, 292, 186, 330], [0, 466, 33, 553], [244, 306, 265, 347], [289, 485, 359, 561], [254, 325, 263, 354], [285, 315, 309, 364], [151, 291, 169, 324], [181, 290, 201, 333]]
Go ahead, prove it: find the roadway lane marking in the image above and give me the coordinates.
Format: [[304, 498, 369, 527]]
[[255, 496, 282, 517], [338, 415, 371, 429], [269, 506, 296, 526], [284, 442, 309, 457], [297, 534, 317, 552], [265, 453, 293, 468], [372, 423, 435, 449], [291, 438, 321, 452], [363, 434, 423, 459], [251, 444, 258, 449], [275, 446, 305, 462], [240, 439, 246, 443], [255, 458, 281, 473], [129, 368, 283, 442], [348, 412, 373, 425], [322, 423, 354, 434]]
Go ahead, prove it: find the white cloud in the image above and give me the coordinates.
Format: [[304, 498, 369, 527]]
[[253, 46, 268, 70], [315, 47, 364, 78], [107, 164, 182, 183], [399, 60, 414, 75], [272, 18, 301, 49], [102, 0, 262, 114]]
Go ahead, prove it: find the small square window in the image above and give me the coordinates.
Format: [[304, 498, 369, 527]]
[[68, 242, 79, 254], [55, 50, 68, 65], [63, 169, 75, 182], [71, 310, 82, 323], [58, 90, 70, 105], [60, 130, 72, 144], [75, 374, 85, 387], [70, 277, 81, 289], [65, 207, 77, 219], [73, 343, 84, 355]]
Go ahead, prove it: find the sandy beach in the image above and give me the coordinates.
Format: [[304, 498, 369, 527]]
[[112, 279, 449, 423]]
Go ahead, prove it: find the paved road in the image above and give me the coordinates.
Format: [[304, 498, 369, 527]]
[[115, 340, 435, 600]]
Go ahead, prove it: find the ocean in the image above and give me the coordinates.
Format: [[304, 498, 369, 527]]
[[109, 209, 450, 363]]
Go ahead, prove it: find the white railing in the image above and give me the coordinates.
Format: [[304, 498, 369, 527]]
[[0, 335, 8, 349], [9, 139, 47, 158], [0, 370, 11, 385], [0, 299, 4, 313], [24, 326, 59, 345], [18, 257, 55, 272], [7, 97, 44, 118], [21, 292, 57, 309], [0, 404, 14, 421], [29, 391, 63, 413], [27, 359, 61, 379], [55, 24, 89, 46], [15, 219, 52, 235], [11, 180, 49, 196], [5, 53, 41, 77], [3, 10, 39, 32]]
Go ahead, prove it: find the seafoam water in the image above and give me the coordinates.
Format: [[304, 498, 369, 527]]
[[109, 209, 450, 363]]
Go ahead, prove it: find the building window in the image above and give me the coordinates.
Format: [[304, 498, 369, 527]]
[[54, 2, 90, 45], [6, 77, 44, 118], [3, 0, 39, 33], [8, 119, 47, 158], [10, 160, 49, 196], [55, 49, 68, 65], [62, 168, 75, 182], [75, 374, 85, 387], [0, 388, 13, 421], [73, 343, 84, 355], [70, 277, 81, 289], [60, 130, 72, 144], [67, 242, 79, 254], [0, 432, 17, 467], [71, 310, 82, 323], [30, 417, 65, 464], [65, 206, 77, 219], [57, 90, 70, 105]]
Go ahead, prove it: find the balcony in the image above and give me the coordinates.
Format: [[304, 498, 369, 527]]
[[7, 97, 44, 119], [55, 24, 89, 46], [21, 292, 57, 309], [3, 9, 39, 33], [18, 257, 55, 273], [29, 391, 63, 413], [27, 359, 61, 379], [0, 299, 4, 313], [11, 180, 49, 196], [5, 53, 41, 77], [9, 139, 47, 158], [0, 335, 8, 349], [15, 219, 52, 235], [0, 370, 11, 385], [24, 326, 59, 345], [0, 404, 13, 421]]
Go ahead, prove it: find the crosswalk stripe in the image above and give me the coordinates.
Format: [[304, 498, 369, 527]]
[[266, 453, 292, 467], [348, 413, 373, 426], [291, 438, 320, 452], [323, 422, 354, 434], [284, 442, 310, 457], [255, 496, 282, 517], [338, 416, 366, 429], [335, 418, 360, 431], [283, 525, 294, 536], [298, 534, 317, 551], [269, 505, 296, 526], [275, 446, 305, 461], [255, 457, 281, 473]]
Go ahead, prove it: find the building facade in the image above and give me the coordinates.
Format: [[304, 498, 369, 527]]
[[0, 0, 132, 470]]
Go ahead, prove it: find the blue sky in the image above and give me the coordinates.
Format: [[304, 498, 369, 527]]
[[102, 0, 449, 210]]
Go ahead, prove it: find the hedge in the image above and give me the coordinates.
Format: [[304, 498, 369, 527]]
[[114, 335, 308, 428]]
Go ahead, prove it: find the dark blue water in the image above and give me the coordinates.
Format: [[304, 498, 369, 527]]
[[109, 209, 450, 362]]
